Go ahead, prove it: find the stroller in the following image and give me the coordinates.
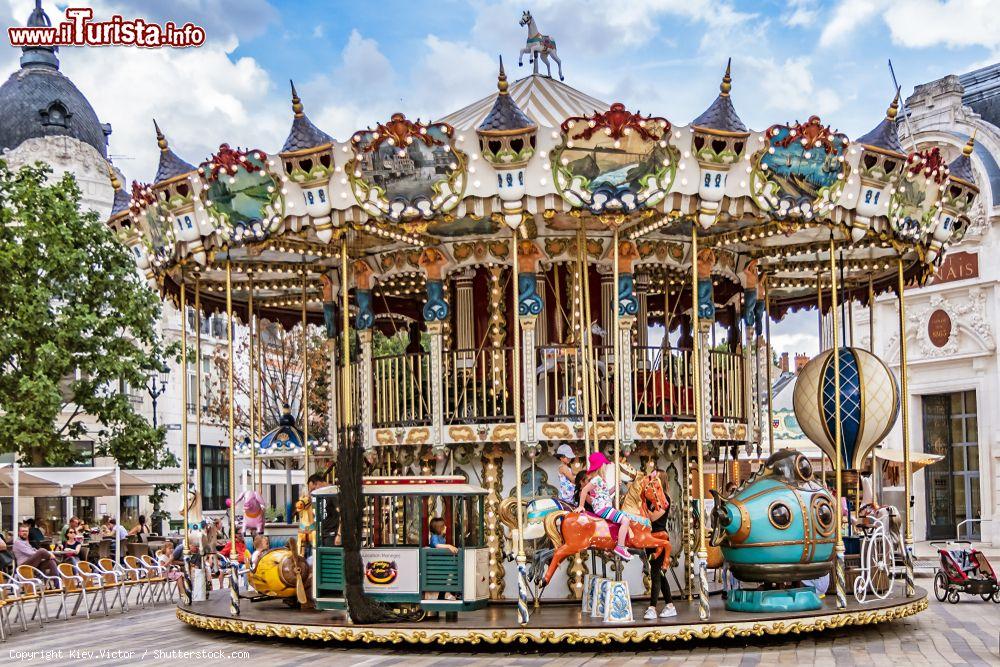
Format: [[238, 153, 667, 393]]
[[932, 541, 999, 604]]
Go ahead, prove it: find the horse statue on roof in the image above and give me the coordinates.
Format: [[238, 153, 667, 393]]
[[518, 10, 564, 81]]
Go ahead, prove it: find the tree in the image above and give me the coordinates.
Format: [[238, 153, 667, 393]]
[[0, 161, 171, 467], [204, 321, 330, 442]]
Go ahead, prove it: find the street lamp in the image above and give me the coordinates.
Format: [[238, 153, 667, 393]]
[[147, 363, 170, 428]]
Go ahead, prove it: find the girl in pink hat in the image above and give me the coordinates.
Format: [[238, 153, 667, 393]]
[[575, 451, 632, 560]]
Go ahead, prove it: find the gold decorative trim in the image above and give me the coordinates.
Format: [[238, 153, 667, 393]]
[[176, 597, 927, 645]]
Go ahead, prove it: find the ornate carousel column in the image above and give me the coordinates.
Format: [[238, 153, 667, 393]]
[[516, 240, 544, 445], [481, 442, 506, 599], [321, 272, 340, 451], [695, 248, 716, 446], [354, 260, 375, 451], [418, 247, 450, 452], [691, 230, 713, 621], [741, 260, 763, 454], [616, 240, 641, 453]]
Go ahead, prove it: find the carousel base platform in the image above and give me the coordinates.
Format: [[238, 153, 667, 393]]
[[176, 587, 927, 646]]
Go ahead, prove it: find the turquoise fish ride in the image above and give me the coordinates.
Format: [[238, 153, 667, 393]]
[[710, 449, 836, 612]]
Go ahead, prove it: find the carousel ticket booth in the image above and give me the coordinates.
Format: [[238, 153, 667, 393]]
[[108, 16, 983, 642]]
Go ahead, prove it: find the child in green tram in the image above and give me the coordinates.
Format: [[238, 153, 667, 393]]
[[428, 517, 458, 554]]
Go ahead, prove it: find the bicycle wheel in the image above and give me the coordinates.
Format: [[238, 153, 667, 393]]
[[933, 572, 947, 601]]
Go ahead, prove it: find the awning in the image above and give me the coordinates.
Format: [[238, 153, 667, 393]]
[[874, 448, 944, 473], [0, 465, 181, 496]]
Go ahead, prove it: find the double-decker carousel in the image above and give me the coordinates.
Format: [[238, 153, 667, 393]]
[[107, 16, 981, 645]]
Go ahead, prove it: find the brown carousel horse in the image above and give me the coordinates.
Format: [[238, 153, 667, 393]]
[[540, 472, 672, 585]]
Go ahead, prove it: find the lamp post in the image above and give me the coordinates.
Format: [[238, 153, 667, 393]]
[[147, 363, 170, 428]]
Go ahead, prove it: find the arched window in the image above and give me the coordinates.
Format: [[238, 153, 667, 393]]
[[40, 100, 72, 128]]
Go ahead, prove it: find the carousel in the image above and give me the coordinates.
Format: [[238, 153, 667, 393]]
[[106, 12, 980, 645]]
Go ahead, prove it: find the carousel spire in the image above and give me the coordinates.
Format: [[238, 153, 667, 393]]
[[152, 119, 196, 183], [290, 79, 304, 118], [855, 93, 904, 155], [106, 161, 130, 219], [948, 130, 977, 184], [477, 55, 535, 133], [690, 58, 747, 134], [720, 57, 732, 96], [280, 80, 333, 154], [497, 55, 509, 95]]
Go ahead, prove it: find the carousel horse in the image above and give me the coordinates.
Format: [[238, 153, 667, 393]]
[[247, 536, 311, 604], [231, 489, 266, 535], [539, 472, 672, 586], [518, 11, 564, 80]]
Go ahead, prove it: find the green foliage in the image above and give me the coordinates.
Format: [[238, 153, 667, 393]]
[[0, 161, 171, 466]]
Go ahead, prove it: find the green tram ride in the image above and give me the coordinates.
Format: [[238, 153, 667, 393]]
[[312, 476, 490, 616]]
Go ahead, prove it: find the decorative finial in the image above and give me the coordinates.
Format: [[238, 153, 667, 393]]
[[290, 80, 303, 118], [963, 129, 976, 157], [886, 92, 899, 121], [497, 55, 509, 95], [106, 161, 122, 191], [153, 119, 168, 152], [720, 58, 732, 96]]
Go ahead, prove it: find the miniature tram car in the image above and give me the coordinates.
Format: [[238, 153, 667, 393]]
[[312, 476, 489, 618]]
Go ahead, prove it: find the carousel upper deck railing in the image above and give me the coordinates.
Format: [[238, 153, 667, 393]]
[[372, 350, 431, 427], [443, 346, 514, 424]]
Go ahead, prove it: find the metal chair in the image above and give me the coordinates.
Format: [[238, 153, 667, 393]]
[[139, 555, 173, 603], [0, 571, 33, 632], [81, 560, 126, 613], [124, 555, 160, 605], [102, 557, 146, 608], [15, 564, 65, 621]]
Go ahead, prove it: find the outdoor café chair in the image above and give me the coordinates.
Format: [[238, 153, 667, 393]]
[[0, 572, 31, 633], [15, 564, 66, 621], [126, 555, 163, 605], [101, 556, 147, 608], [81, 560, 126, 613], [139, 555, 172, 603], [57, 562, 109, 618]]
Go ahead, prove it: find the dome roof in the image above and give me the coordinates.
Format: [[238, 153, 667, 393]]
[[478, 57, 536, 134], [0, 2, 110, 158]]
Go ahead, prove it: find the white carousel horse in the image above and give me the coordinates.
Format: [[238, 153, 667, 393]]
[[518, 11, 564, 80]]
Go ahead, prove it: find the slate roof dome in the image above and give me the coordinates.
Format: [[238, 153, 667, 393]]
[[0, 2, 111, 158]]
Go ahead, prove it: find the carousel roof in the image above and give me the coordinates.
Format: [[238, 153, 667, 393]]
[[107, 164, 129, 218], [280, 81, 333, 153], [440, 72, 608, 129], [108, 24, 984, 329], [691, 60, 747, 134]]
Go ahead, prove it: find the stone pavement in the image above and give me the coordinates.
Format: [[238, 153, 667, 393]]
[[4, 595, 998, 666]]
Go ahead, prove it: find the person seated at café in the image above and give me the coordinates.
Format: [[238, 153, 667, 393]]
[[0, 534, 13, 571], [128, 515, 151, 542], [13, 523, 59, 578], [156, 540, 184, 596], [61, 528, 84, 564], [98, 516, 113, 538], [108, 517, 128, 541], [60, 516, 81, 543], [25, 519, 46, 549]]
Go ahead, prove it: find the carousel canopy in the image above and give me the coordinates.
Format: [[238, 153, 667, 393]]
[[102, 21, 982, 329]]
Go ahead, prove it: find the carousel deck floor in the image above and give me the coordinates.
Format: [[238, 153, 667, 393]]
[[177, 586, 928, 646]]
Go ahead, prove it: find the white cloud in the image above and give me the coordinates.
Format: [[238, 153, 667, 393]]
[[821, 0, 1000, 52], [744, 56, 842, 117], [782, 0, 820, 28], [820, 0, 890, 47], [886, 0, 1000, 51]]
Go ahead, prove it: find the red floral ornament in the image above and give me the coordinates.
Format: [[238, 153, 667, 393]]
[[770, 115, 847, 155], [562, 103, 670, 142], [354, 113, 450, 154], [906, 147, 949, 184], [206, 143, 266, 181]]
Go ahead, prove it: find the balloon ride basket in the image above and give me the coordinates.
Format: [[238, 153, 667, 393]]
[[176, 586, 928, 646], [725, 587, 823, 613]]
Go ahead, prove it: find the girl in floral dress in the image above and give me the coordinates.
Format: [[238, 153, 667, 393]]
[[575, 451, 632, 561]]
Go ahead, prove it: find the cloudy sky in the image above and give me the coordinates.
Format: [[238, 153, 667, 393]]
[[3, 0, 998, 354]]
